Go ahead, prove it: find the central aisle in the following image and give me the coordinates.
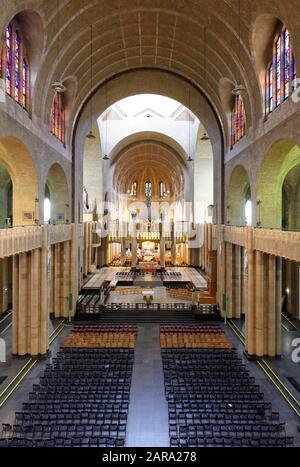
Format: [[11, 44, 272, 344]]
[[126, 324, 169, 447]]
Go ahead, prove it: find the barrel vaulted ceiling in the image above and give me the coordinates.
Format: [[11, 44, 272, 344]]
[[2, 0, 300, 140]]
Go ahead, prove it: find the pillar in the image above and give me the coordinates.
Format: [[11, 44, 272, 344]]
[[245, 228, 255, 356], [0, 258, 10, 314], [225, 242, 233, 318], [51, 240, 72, 318], [131, 221, 137, 269], [159, 222, 166, 268], [232, 244, 242, 318], [245, 233, 282, 357], [254, 250, 264, 357], [171, 221, 176, 265], [12, 246, 48, 356]]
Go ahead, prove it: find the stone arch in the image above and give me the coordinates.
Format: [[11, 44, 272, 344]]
[[109, 131, 189, 166], [45, 163, 69, 224], [73, 69, 223, 225], [282, 164, 300, 230], [83, 123, 103, 215], [227, 165, 251, 226], [0, 137, 39, 226], [3, 9, 45, 107], [194, 124, 214, 223], [257, 139, 300, 228], [251, 14, 294, 114]]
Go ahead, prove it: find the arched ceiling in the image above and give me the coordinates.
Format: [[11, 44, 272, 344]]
[[35, 0, 256, 129], [3, 0, 300, 151], [113, 142, 184, 199]]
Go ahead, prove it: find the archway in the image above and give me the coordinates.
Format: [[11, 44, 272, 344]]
[[227, 165, 251, 226], [281, 164, 300, 230], [73, 69, 223, 227], [44, 163, 69, 224], [0, 163, 13, 228], [0, 137, 39, 225], [256, 140, 300, 228]]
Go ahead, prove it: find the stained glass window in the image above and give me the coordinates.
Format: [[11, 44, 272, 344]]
[[1, 23, 29, 109], [6, 24, 12, 95], [132, 181, 137, 197], [14, 32, 20, 103], [266, 27, 296, 115], [51, 92, 66, 145], [230, 95, 245, 148], [159, 181, 166, 198], [22, 60, 28, 108], [145, 181, 152, 198]]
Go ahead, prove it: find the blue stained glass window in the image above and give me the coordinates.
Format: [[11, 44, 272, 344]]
[[14, 32, 20, 102], [266, 27, 296, 115], [6, 24, 12, 95]]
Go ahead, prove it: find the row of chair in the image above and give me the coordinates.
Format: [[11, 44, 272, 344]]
[[0, 437, 125, 448], [64, 333, 136, 348], [162, 346, 293, 448], [160, 325, 223, 333], [170, 436, 294, 448], [72, 324, 137, 333], [1, 347, 134, 447]]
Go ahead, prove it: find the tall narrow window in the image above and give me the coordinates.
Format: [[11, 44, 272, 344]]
[[1, 23, 29, 109], [159, 181, 166, 198], [22, 60, 28, 109], [51, 92, 66, 145], [14, 32, 21, 103], [230, 95, 245, 148], [266, 27, 296, 115], [145, 181, 152, 198], [6, 24, 12, 95], [132, 181, 137, 197]]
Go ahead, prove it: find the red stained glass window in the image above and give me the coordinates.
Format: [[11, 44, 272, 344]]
[[230, 94, 245, 149], [51, 92, 66, 145], [266, 27, 296, 115], [1, 23, 29, 109]]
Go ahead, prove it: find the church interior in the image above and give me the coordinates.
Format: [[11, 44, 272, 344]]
[[0, 0, 300, 449]]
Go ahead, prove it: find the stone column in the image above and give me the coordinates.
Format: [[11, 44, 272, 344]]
[[266, 254, 276, 357], [254, 250, 265, 357], [120, 239, 126, 266], [0, 258, 9, 314], [275, 257, 282, 356], [245, 228, 255, 356], [225, 242, 233, 318], [131, 220, 137, 269], [159, 222, 166, 268], [70, 224, 79, 317], [171, 221, 176, 265], [232, 244, 242, 318], [12, 247, 49, 356]]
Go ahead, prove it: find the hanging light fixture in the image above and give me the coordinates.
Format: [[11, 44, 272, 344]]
[[86, 24, 96, 139], [201, 132, 210, 141], [51, 0, 66, 93], [232, 0, 247, 96]]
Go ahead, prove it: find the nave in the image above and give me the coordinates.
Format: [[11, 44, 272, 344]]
[[0, 317, 299, 448]]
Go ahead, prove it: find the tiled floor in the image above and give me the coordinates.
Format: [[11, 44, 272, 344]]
[[0, 313, 299, 447], [126, 324, 169, 447], [107, 287, 189, 304], [0, 318, 70, 427], [83, 267, 207, 289], [225, 321, 300, 447]]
